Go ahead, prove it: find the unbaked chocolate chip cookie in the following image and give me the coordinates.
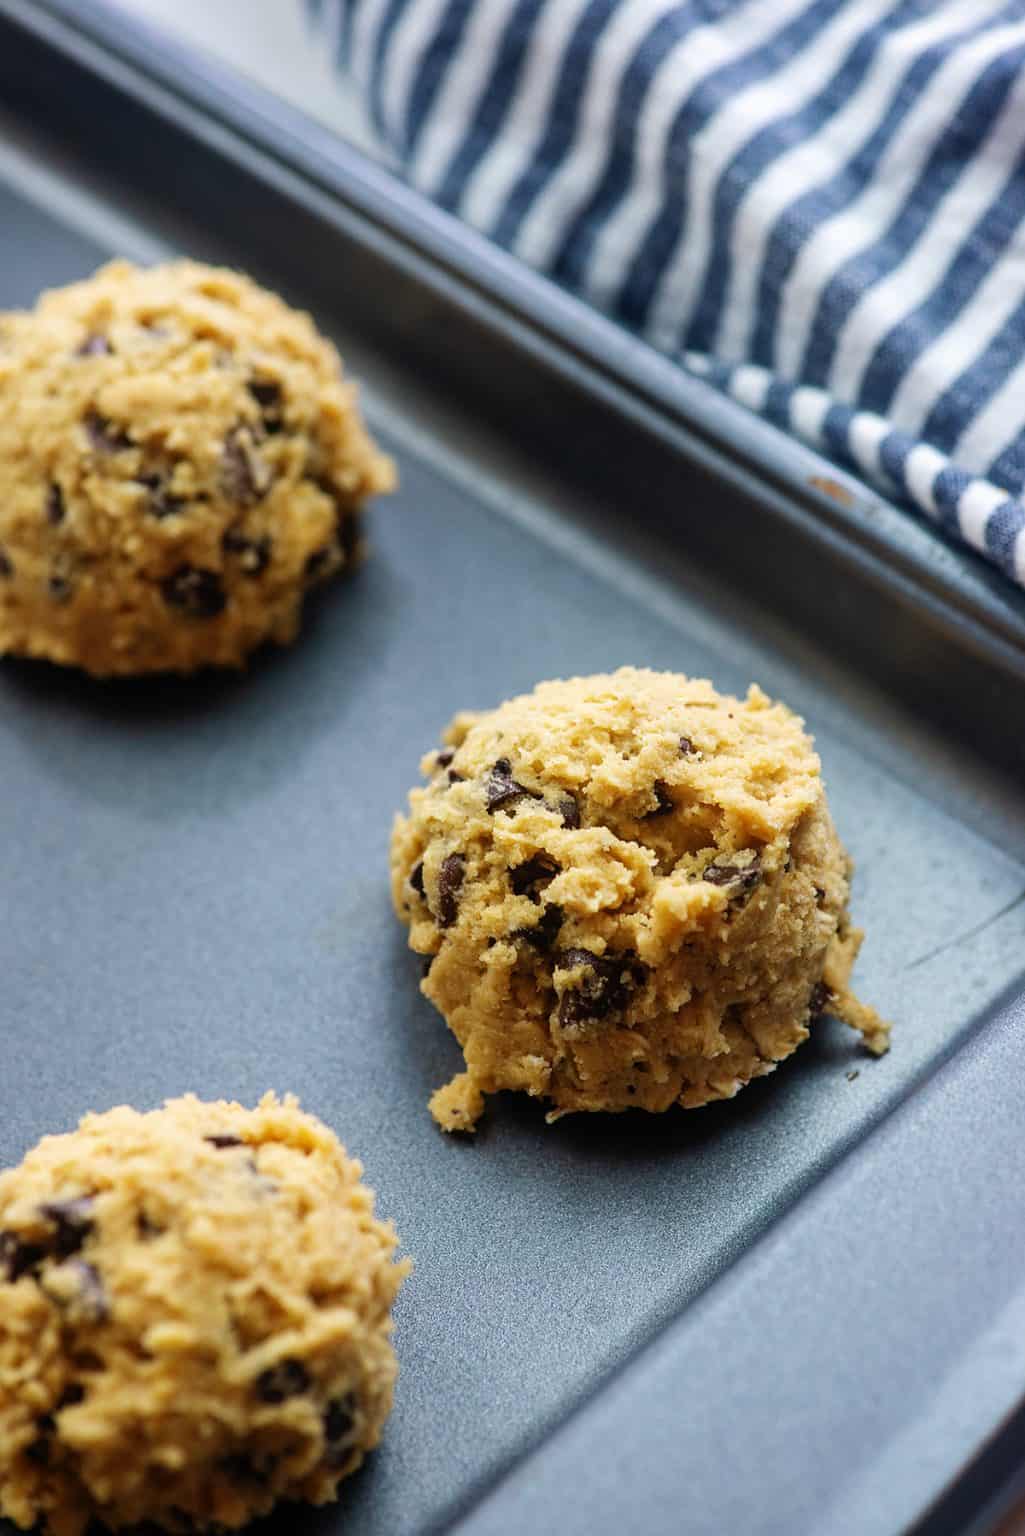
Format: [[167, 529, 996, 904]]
[[0, 261, 395, 674], [391, 667, 888, 1132], [0, 1094, 409, 1534]]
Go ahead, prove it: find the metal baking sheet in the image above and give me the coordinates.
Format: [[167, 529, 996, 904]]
[[1, 5, 1024, 1534]]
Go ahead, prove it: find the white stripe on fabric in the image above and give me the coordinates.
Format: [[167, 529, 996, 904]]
[[951, 351, 1025, 477], [789, 384, 831, 446], [715, 0, 998, 365], [511, 0, 691, 270], [582, 0, 806, 312], [348, 0, 392, 94], [775, 17, 1025, 381], [645, 0, 898, 356], [903, 442, 949, 516], [458, 0, 592, 230], [828, 31, 1025, 399], [379, 0, 452, 145], [958, 480, 1009, 551], [886, 230, 1025, 442], [410, 0, 520, 193], [848, 410, 891, 483], [729, 364, 772, 412]]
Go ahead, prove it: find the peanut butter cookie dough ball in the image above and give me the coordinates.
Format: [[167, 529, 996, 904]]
[[0, 1094, 409, 1535], [391, 667, 888, 1132], [0, 260, 395, 675]]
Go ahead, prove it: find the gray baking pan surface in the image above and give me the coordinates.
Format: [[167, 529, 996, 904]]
[[1, 7, 1025, 1535]]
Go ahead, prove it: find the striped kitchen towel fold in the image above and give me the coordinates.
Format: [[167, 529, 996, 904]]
[[308, 0, 1025, 590]]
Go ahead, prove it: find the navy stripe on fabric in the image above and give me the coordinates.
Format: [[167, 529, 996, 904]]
[[403, 0, 477, 157], [858, 138, 1025, 416], [820, 401, 858, 463], [878, 427, 914, 489], [988, 428, 1025, 494], [369, 0, 411, 140], [616, 0, 853, 335], [799, 42, 1025, 386], [920, 287, 1025, 462], [434, 0, 546, 212], [684, 0, 924, 355], [748, 9, 1002, 370], [544, 2, 703, 293], [985, 499, 1025, 574], [932, 465, 973, 533], [491, 0, 619, 248]]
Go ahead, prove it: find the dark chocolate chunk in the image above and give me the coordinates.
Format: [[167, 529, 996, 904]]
[[558, 794, 581, 830], [643, 780, 675, 818], [222, 529, 272, 576], [409, 861, 425, 896], [436, 853, 465, 929], [447, 770, 465, 784], [137, 473, 185, 520], [304, 546, 335, 584], [703, 851, 762, 897], [256, 1358, 310, 1403], [45, 484, 65, 525], [83, 410, 132, 455], [679, 735, 695, 755], [556, 948, 646, 1028], [75, 333, 112, 358], [509, 854, 560, 900], [248, 379, 282, 412], [221, 427, 270, 505], [324, 1392, 356, 1444], [809, 981, 833, 1019], [39, 1197, 94, 1259], [0, 1232, 46, 1282], [58, 1383, 85, 1408], [161, 565, 226, 619], [204, 1134, 243, 1150], [67, 1260, 108, 1322], [485, 758, 539, 813], [435, 747, 455, 769], [0, 548, 11, 578], [514, 903, 564, 953]]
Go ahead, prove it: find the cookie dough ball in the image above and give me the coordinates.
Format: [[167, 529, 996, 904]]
[[0, 1093, 409, 1535], [391, 667, 888, 1132], [0, 260, 395, 675]]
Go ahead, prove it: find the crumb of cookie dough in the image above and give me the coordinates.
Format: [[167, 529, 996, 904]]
[[0, 1093, 409, 1536], [0, 260, 395, 675], [390, 667, 889, 1133]]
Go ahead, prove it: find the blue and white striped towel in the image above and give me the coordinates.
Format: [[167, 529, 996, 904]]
[[308, 0, 1025, 591]]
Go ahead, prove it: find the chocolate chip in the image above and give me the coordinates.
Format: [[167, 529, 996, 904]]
[[509, 854, 560, 900], [437, 853, 465, 929], [75, 333, 111, 358], [83, 410, 131, 454], [48, 572, 73, 604], [66, 1260, 108, 1322], [137, 473, 185, 520], [643, 780, 675, 818], [248, 379, 282, 412], [514, 903, 564, 952], [161, 566, 226, 619], [304, 546, 335, 584], [324, 1392, 356, 1444], [435, 748, 455, 769], [223, 529, 272, 576], [25, 1420, 53, 1464], [221, 426, 270, 505], [57, 1383, 85, 1408], [448, 770, 465, 784], [556, 948, 646, 1028], [703, 851, 762, 898], [679, 735, 695, 755], [0, 1232, 46, 1282], [558, 794, 581, 830], [485, 758, 539, 813], [409, 861, 425, 896], [809, 981, 833, 1019], [204, 1134, 243, 1149], [45, 484, 65, 525], [0, 548, 11, 578], [39, 1198, 94, 1259], [256, 1358, 310, 1403]]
